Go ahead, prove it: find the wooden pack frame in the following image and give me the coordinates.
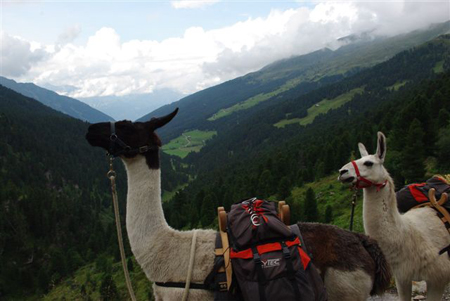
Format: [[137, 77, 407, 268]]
[[216, 201, 291, 290], [413, 188, 450, 234], [428, 188, 450, 234]]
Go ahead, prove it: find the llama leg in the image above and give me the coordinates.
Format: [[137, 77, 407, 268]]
[[395, 278, 412, 301], [426, 282, 446, 301]]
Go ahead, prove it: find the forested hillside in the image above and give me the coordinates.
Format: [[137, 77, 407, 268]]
[[162, 35, 450, 230], [0, 86, 185, 299]]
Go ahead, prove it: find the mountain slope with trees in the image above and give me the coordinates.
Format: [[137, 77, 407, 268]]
[[0, 86, 185, 299], [139, 21, 449, 142], [161, 34, 450, 230], [3, 23, 450, 301]]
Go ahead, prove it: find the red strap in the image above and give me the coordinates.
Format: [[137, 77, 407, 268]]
[[408, 183, 428, 202], [351, 161, 387, 191], [352, 160, 361, 177], [230, 237, 301, 259], [298, 247, 311, 269]]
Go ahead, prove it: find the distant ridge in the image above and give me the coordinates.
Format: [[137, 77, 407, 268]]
[[0, 76, 114, 123], [79, 88, 184, 121]]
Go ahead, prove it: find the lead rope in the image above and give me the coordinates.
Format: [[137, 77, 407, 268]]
[[349, 188, 358, 232], [182, 230, 198, 301], [107, 157, 137, 301]]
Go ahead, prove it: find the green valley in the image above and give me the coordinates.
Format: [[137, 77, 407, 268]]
[[162, 130, 217, 158]]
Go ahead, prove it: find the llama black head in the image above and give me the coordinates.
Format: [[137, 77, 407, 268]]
[[86, 108, 178, 169]]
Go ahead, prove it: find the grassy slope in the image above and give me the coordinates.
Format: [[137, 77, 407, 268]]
[[386, 80, 408, 91], [434, 60, 445, 73], [274, 87, 365, 128], [162, 130, 217, 158], [162, 183, 189, 202], [208, 77, 303, 121], [204, 23, 450, 123], [289, 174, 365, 233]]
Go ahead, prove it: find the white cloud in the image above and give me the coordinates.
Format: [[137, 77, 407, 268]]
[[3, 1, 449, 99], [0, 31, 47, 77], [56, 24, 81, 45], [171, 0, 220, 9]]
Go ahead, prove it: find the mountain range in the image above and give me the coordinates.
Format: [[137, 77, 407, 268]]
[[139, 21, 450, 140], [1, 21, 450, 299], [160, 32, 450, 229], [0, 76, 114, 123], [79, 88, 184, 121]]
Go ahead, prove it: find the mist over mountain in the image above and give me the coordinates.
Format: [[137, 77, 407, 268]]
[[139, 21, 450, 141], [0, 76, 114, 123], [79, 88, 184, 121], [41, 83, 79, 95]]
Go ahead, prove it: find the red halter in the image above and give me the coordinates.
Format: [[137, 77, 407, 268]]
[[351, 161, 387, 191]]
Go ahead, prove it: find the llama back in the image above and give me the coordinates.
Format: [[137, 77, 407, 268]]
[[297, 222, 391, 296]]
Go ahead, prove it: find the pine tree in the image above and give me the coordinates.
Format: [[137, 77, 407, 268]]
[[401, 118, 426, 183], [437, 108, 450, 128], [314, 161, 325, 180], [325, 205, 333, 223], [127, 257, 134, 272], [323, 144, 335, 175], [258, 170, 274, 197], [200, 193, 216, 227], [277, 176, 291, 200], [436, 124, 450, 169], [304, 187, 318, 222]]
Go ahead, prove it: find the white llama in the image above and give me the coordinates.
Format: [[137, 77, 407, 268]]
[[338, 131, 450, 301], [86, 109, 389, 300]]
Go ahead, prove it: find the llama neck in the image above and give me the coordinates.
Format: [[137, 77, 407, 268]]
[[362, 178, 404, 244], [122, 155, 170, 254]]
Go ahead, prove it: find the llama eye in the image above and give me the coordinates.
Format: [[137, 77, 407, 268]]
[[364, 161, 374, 167]]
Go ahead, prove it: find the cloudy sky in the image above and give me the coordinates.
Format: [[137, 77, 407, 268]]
[[1, 0, 449, 99]]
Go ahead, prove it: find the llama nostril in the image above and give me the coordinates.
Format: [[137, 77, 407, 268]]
[[339, 169, 348, 176]]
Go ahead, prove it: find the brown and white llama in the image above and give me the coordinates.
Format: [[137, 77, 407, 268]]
[[338, 132, 450, 301], [86, 109, 390, 301]]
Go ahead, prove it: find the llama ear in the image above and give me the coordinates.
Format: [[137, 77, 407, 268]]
[[147, 108, 179, 130], [376, 131, 387, 162], [358, 143, 369, 157]]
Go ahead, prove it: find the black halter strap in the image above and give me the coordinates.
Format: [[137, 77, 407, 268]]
[[108, 122, 156, 157], [154, 282, 207, 290]]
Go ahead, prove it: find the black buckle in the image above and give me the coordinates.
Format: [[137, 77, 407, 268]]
[[253, 251, 262, 264], [281, 242, 291, 259], [139, 146, 149, 153]]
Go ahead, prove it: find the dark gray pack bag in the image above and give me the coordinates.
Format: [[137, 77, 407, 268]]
[[227, 198, 327, 301]]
